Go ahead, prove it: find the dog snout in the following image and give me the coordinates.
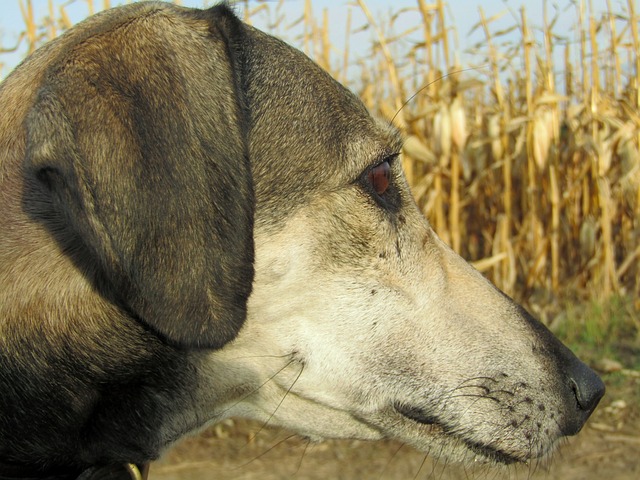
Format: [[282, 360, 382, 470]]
[[518, 304, 605, 438], [561, 357, 605, 435]]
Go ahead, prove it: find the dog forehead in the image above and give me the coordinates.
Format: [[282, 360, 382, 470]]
[[243, 25, 402, 220]]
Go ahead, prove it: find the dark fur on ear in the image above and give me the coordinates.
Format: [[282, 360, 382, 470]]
[[24, 4, 254, 349]]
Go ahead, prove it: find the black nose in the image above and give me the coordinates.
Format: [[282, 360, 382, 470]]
[[561, 358, 605, 436], [515, 304, 606, 437]]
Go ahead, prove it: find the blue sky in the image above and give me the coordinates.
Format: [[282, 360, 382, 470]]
[[0, 0, 628, 78]]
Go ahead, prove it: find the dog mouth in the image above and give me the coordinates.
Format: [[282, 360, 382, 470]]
[[393, 404, 522, 465]]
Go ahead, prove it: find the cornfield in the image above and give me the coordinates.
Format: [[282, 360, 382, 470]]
[[2, 0, 639, 309]]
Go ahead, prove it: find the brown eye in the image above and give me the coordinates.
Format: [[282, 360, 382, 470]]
[[368, 161, 390, 195]]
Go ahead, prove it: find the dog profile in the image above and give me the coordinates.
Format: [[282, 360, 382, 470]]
[[0, 2, 604, 478]]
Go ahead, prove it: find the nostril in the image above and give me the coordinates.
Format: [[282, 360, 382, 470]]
[[560, 363, 606, 436], [569, 370, 605, 413], [570, 378, 586, 409]]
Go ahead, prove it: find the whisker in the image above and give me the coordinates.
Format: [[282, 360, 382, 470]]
[[376, 442, 406, 480], [293, 437, 312, 476], [447, 393, 501, 403], [437, 452, 451, 480], [428, 441, 448, 479], [435, 376, 500, 419], [216, 357, 296, 418], [246, 361, 305, 444], [412, 451, 429, 480], [528, 450, 538, 480], [389, 65, 487, 126], [224, 353, 294, 361], [234, 433, 298, 469]]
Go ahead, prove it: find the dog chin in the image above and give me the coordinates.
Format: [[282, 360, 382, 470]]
[[255, 397, 558, 468], [360, 405, 558, 467]]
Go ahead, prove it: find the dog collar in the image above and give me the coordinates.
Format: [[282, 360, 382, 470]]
[[0, 462, 148, 480]]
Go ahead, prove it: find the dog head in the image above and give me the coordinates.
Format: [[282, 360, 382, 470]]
[[0, 1, 604, 469], [202, 10, 606, 466]]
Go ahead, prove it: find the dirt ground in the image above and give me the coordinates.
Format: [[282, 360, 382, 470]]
[[151, 371, 639, 480]]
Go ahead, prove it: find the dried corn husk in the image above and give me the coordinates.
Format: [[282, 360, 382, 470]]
[[615, 123, 639, 174], [403, 135, 435, 165], [433, 101, 451, 158], [450, 94, 467, 152], [532, 107, 552, 170], [618, 141, 640, 212], [488, 114, 503, 161], [580, 217, 598, 263], [595, 124, 613, 176]]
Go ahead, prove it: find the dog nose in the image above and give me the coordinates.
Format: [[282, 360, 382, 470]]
[[515, 304, 605, 437], [571, 368, 605, 412], [561, 358, 605, 436]]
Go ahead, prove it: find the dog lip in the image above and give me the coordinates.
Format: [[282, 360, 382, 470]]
[[463, 440, 522, 465], [393, 404, 522, 465], [394, 403, 440, 426]]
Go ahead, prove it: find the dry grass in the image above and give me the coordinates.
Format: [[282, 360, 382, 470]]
[[1, 0, 638, 309]]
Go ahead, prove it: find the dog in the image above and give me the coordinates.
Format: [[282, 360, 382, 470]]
[[0, 2, 605, 478]]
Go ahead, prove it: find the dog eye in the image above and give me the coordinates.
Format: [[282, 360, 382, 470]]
[[357, 156, 401, 212], [368, 161, 390, 196]]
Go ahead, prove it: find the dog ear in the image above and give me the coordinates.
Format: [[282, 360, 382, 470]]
[[24, 6, 253, 349]]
